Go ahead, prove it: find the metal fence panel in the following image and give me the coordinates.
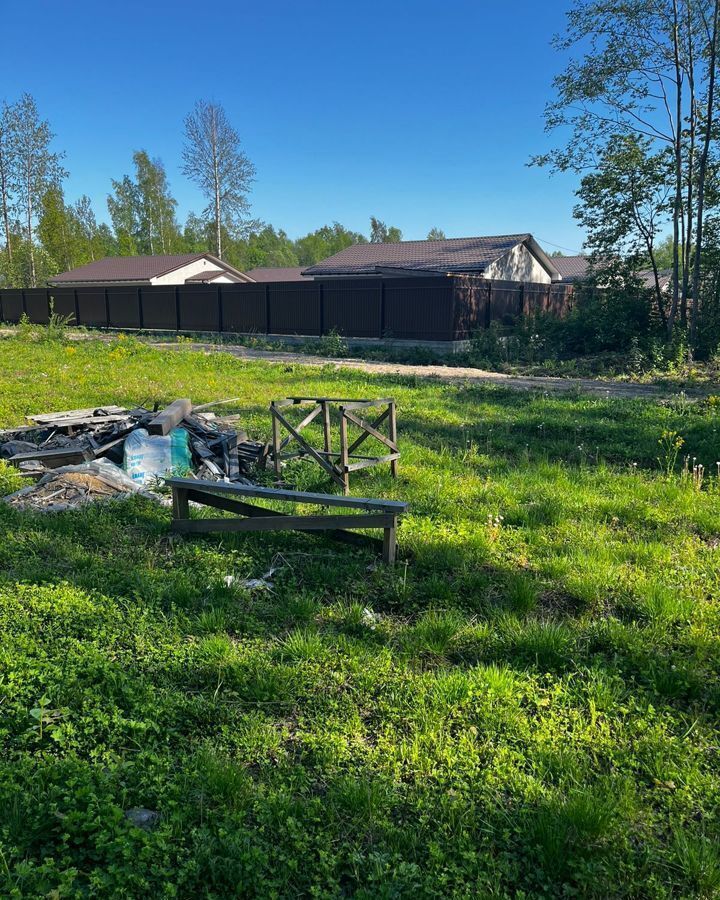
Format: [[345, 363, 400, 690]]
[[178, 286, 219, 331], [76, 289, 107, 327], [220, 284, 267, 333], [141, 287, 177, 330], [1, 289, 24, 323], [268, 283, 321, 335], [23, 289, 49, 324], [49, 288, 77, 322], [384, 280, 454, 340], [107, 287, 142, 329], [323, 281, 382, 337]]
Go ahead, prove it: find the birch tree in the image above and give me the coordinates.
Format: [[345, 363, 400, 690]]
[[181, 100, 256, 259], [0, 101, 17, 263], [9, 94, 66, 287]]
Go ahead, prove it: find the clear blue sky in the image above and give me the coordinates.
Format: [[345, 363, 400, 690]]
[[3, 0, 586, 253]]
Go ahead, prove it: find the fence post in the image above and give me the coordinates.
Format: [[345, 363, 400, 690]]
[[73, 289, 80, 326], [265, 284, 271, 334], [217, 286, 223, 333], [175, 286, 181, 331], [519, 282, 525, 318], [485, 282, 492, 328], [318, 281, 324, 336], [379, 281, 385, 338], [138, 287, 144, 330], [0, 289, 3, 323], [21, 289, 27, 318], [103, 288, 110, 328]]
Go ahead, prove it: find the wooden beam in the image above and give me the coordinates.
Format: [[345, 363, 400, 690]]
[[272, 407, 346, 488], [164, 476, 408, 513], [147, 399, 192, 436], [344, 410, 397, 452], [345, 453, 400, 473], [346, 407, 390, 456]]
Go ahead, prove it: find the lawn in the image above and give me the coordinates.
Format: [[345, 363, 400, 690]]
[[0, 333, 719, 898]]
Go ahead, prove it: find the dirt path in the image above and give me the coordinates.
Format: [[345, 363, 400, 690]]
[[150, 340, 699, 400]]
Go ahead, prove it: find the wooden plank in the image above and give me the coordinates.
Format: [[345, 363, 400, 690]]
[[286, 397, 393, 406], [28, 405, 126, 424], [164, 476, 408, 512], [272, 407, 346, 488], [172, 512, 393, 534], [271, 407, 282, 477], [339, 408, 350, 495], [345, 453, 400, 473], [344, 410, 397, 452], [147, 399, 192, 436], [322, 401, 332, 454]]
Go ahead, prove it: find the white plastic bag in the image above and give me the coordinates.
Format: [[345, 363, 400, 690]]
[[123, 427, 191, 486]]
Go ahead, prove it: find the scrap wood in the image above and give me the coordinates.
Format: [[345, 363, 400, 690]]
[[147, 399, 192, 436]]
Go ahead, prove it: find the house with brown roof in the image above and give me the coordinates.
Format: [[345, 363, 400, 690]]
[[48, 253, 253, 288], [302, 234, 562, 283]]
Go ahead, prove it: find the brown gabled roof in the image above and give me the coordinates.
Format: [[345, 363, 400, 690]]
[[245, 267, 312, 282], [49, 253, 253, 285], [185, 269, 227, 283], [303, 233, 551, 277], [551, 255, 590, 282]]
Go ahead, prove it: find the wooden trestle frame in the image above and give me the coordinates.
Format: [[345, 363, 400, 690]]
[[270, 397, 399, 495]]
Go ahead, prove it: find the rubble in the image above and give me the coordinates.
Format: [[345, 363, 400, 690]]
[[0, 399, 267, 511]]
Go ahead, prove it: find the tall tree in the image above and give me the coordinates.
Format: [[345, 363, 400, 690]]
[[38, 185, 75, 272], [369, 217, 403, 243], [181, 100, 256, 259], [534, 0, 720, 340], [574, 135, 672, 325], [426, 227, 446, 240], [8, 93, 66, 286], [295, 222, 367, 265], [133, 150, 179, 254], [0, 101, 17, 263], [107, 175, 140, 255]]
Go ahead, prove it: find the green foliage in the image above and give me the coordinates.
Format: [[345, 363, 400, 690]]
[[0, 339, 719, 895]]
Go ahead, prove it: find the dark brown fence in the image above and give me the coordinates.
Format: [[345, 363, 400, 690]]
[[0, 275, 574, 342]]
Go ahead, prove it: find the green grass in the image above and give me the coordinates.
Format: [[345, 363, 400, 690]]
[[0, 332, 719, 897]]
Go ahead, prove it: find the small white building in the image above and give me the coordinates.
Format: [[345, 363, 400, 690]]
[[48, 253, 254, 288]]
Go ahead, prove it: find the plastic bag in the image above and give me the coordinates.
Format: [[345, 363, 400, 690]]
[[123, 427, 191, 486]]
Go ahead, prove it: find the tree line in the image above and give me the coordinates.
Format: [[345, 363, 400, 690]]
[[535, 0, 720, 349], [0, 95, 435, 289]]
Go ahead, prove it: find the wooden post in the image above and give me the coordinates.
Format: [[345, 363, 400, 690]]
[[322, 400, 332, 455], [339, 406, 350, 495], [171, 486, 189, 522], [388, 401, 398, 478], [271, 404, 282, 477], [383, 516, 397, 564]]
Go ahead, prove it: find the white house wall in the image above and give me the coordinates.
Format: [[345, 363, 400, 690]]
[[150, 257, 242, 286], [483, 243, 552, 284]]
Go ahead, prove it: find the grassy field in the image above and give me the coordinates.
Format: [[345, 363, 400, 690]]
[[0, 332, 719, 898]]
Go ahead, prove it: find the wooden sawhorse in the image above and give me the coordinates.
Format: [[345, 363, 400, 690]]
[[166, 477, 407, 564]]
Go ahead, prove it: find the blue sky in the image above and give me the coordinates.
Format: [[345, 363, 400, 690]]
[[3, 0, 586, 253]]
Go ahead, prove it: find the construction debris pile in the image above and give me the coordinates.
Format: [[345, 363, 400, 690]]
[[0, 399, 266, 512]]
